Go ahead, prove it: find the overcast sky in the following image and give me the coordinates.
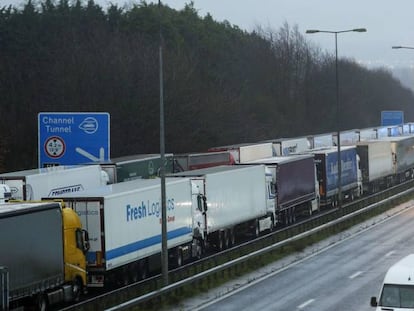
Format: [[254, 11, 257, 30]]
[[2, 0, 414, 69]]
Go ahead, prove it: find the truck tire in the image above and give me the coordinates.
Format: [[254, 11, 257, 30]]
[[35, 293, 48, 311], [229, 228, 236, 246], [176, 248, 183, 267], [254, 219, 260, 238], [72, 277, 82, 302], [139, 259, 148, 280], [217, 231, 224, 251], [224, 230, 229, 249]]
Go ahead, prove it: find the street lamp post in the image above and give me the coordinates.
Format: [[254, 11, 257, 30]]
[[158, 0, 168, 286], [306, 28, 366, 208]]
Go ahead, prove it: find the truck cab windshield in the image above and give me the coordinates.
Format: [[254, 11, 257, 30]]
[[380, 284, 414, 308]]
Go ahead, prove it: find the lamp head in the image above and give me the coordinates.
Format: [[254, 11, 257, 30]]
[[306, 30, 320, 34], [352, 28, 367, 32]]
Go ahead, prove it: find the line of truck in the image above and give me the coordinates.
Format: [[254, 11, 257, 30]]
[[3, 123, 414, 310]]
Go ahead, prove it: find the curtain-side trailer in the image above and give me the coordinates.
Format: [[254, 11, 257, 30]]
[[0, 202, 88, 310], [241, 155, 319, 225], [312, 146, 362, 207]]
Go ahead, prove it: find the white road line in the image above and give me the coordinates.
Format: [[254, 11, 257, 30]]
[[191, 202, 414, 311], [298, 299, 315, 309], [385, 250, 395, 257], [349, 271, 363, 279]]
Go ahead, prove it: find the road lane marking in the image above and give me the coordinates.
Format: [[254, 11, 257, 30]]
[[349, 271, 363, 279], [385, 250, 395, 257], [298, 299, 315, 309], [191, 202, 414, 311]]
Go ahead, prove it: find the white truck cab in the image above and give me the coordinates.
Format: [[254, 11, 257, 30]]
[[371, 254, 414, 310]]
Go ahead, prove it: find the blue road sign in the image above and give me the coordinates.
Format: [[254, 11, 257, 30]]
[[381, 110, 404, 126], [38, 112, 110, 167]]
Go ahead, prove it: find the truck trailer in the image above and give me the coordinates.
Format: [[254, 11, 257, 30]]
[[208, 142, 273, 163], [312, 146, 362, 207], [110, 153, 174, 182], [265, 137, 311, 156], [52, 177, 200, 288], [173, 151, 234, 172], [0, 165, 109, 200], [172, 165, 274, 250], [379, 136, 414, 183], [0, 201, 89, 310], [241, 155, 319, 225], [356, 140, 394, 193]]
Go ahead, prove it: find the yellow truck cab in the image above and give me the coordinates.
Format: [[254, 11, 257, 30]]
[[0, 201, 89, 310], [62, 206, 89, 296]]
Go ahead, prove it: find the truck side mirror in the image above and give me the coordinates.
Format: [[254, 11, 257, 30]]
[[197, 194, 208, 212], [82, 229, 90, 253], [197, 195, 203, 212], [370, 296, 378, 307], [202, 195, 208, 212]]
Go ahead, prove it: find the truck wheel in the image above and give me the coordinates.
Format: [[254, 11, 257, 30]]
[[217, 231, 224, 251], [35, 293, 48, 311], [176, 248, 183, 267], [269, 217, 275, 232], [229, 228, 236, 246], [72, 278, 82, 302], [254, 219, 260, 237], [139, 260, 148, 280], [224, 230, 229, 249]]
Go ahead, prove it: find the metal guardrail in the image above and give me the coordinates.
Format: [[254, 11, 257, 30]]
[[104, 185, 414, 311]]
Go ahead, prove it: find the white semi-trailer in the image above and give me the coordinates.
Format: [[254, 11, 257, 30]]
[[52, 177, 200, 288], [0, 165, 108, 200], [266, 137, 311, 156], [356, 140, 394, 193], [208, 142, 273, 163], [172, 165, 274, 250]]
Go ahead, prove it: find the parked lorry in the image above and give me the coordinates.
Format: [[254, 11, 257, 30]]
[[0, 165, 109, 200], [307, 133, 333, 149], [379, 136, 414, 183], [208, 142, 273, 163], [311, 146, 362, 207], [0, 201, 89, 310], [334, 129, 359, 146], [371, 254, 414, 310], [108, 153, 174, 182], [173, 151, 234, 172], [172, 165, 274, 249], [356, 140, 394, 193], [241, 155, 319, 225], [52, 177, 200, 288], [265, 137, 311, 156], [358, 127, 378, 141]]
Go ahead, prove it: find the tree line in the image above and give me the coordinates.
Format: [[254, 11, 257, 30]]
[[0, 0, 413, 172]]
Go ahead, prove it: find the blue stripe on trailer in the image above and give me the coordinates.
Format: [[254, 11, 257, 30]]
[[105, 226, 192, 260]]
